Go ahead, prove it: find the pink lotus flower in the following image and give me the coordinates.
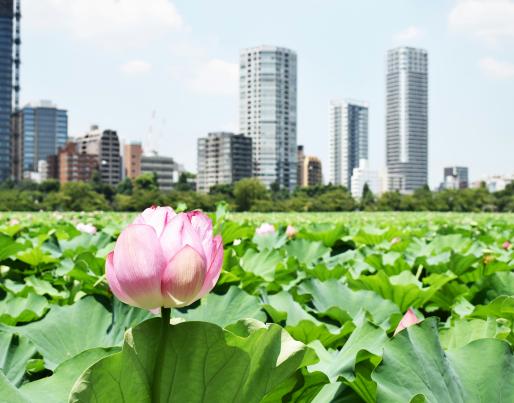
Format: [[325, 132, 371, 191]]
[[106, 206, 223, 310], [286, 225, 298, 238], [77, 222, 97, 234], [255, 223, 276, 236], [502, 241, 511, 250], [391, 237, 401, 245], [394, 308, 420, 336], [9, 218, 20, 226]]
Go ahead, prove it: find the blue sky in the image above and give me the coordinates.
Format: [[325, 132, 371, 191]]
[[21, 0, 514, 188]]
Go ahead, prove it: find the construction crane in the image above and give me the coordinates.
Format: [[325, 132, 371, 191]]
[[13, 0, 20, 111]]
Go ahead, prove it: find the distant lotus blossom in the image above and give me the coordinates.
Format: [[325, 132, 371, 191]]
[[77, 223, 97, 235], [394, 308, 420, 336], [502, 241, 511, 250], [286, 225, 298, 238], [9, 218, 20, 226], [233, 239, 241, 246], [106, 206, 223, 310], [391, 237, 401, 245], [255, 223, 276, 236]]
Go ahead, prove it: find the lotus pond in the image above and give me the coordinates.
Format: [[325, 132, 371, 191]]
[[0, 210, 513, 402]]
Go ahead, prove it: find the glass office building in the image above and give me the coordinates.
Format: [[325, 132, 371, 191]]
[[0, 0, 13, 180], [22, 101, 68, 173], [386, 47, 428, 193], [239, 45, 297, 190]]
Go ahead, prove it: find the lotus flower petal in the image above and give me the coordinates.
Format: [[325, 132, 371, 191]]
[[197, 234, 223, 298], [133, 206, 175, 237], [394, 308, 420, 336], [161, 245, 206, 307], [112, 224, 166, 309]]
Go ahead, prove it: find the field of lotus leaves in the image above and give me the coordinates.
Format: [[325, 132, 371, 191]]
[[1, 210, 514, 402]]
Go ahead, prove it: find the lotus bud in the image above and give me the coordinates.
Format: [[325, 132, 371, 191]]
[[255, 223, 275, 236], [286, 225, 298, 238], [106, 206, 223, 310], [502, 241, 511, 250], [394, 308, 420, 336], [77, 223, 97, 235]]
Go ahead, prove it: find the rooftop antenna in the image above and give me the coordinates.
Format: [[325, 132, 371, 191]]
[[13, 0, 21, 111]]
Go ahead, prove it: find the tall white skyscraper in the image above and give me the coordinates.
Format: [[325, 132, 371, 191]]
[[328, 99, 368, 190], [239, 45, 297, 190], [386, 47, 428, 193]]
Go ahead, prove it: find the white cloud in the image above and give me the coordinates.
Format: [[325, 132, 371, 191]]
[[393, 26, 424, 43], [449, 0, 514, 45], [120, 60, 152, 75], [479, 57, 514, 79], [188, 59, 238, 96], [24, 0, 183, 45]]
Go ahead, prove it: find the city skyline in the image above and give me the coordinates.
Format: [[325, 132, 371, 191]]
[[16, 0, 514, 188]]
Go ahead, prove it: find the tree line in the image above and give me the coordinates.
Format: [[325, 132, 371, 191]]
[[1, 174, 513, 212]]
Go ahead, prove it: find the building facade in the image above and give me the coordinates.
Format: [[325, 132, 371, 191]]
[[0, 1, 13, 180], [329, 99, 368, 191], [124, 142, 143, 179], [21, 100, 68, 174], [141, 153, 180, 191], [442, 166, 468, 189], [386, 47, 428, 193], [300, 156, 323, 187], [351, 159, 380, 199], [57, 141, 98, 183], [197, 132, 252, 193], [239, 45, 297, 190], [78, 125, 121, 186]]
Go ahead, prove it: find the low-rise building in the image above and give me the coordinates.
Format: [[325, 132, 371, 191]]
[[141, 153, 181, 191], [351, 159, 380, 198], [442, 166, 469, 189]]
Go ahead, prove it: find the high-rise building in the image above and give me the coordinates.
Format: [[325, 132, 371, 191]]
[[297, 145, 305, 186], [329, 99, 368, 190], [21, 100, 68, 175], [386, 47, 428, 193], [239, 45, 297, 190], [351, 159, 380, 198], [141, 153, 181, 191], [78, 125, 121, 186], [442, 166, 469, 189], [0, 1, 13, 180], [123, 142, 143, 179], [197, 132, 252, 193]]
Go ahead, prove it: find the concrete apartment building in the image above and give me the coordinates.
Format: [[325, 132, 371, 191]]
[[55, 141, 98, 183], [197, 132, 252, 193], [141, 153, 180, 191], [78, 125, 121, 186]]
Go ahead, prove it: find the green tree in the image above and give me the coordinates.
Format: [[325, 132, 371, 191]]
[[116, 177, 134, 195], [233, 178, 269, 211], [39, 179, 60, 193], [134, 173, 159, 191], [360, 183, 376, 210]]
